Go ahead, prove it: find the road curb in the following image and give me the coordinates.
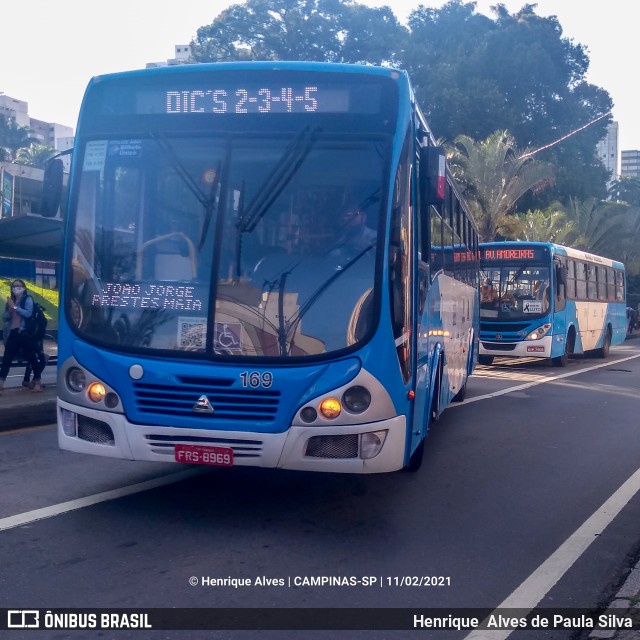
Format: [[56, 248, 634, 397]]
[[0, 387, 57, 431]]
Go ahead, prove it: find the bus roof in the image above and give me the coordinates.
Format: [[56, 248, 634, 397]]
[[479, 241, 625, 271], [87, 61, 408, 88]]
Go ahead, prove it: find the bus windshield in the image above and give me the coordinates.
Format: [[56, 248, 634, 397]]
[[480, 264, 551, 320], [68, 132, 387, 359]]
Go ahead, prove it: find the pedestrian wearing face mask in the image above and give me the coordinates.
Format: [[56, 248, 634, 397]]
[[0, 279, 44, 394]]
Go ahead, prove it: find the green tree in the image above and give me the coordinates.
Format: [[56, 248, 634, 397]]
[[0, 117, 38, 161], [191, 0, 406, 64], [447, 130, 554, 242], [402, 1, 612, 205], [608, 177, 640, 207], [516, 206, 575, 244], [15, 144, 56, 169], [561, 197, 634, 257]]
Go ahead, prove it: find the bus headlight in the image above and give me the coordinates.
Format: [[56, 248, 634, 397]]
[[66, 367, 87, 392], [525, 323, 552, 341], [342, 386, 371, 413]]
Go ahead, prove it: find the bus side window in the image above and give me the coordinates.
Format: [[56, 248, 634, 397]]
[[606, 268, 616, 301], [615, 270, 625, 302], [430, 208, 443, 279], [566, 259, 576, 299], [554, 258, 567, 311]]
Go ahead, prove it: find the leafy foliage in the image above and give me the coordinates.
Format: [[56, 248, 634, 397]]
[[0, 117, 39, 162], [516, 207, 575, 245], [402, 1, 612, 205], [447, 131, 554, 242], [15, 144, 57, 169], [191, 0, 406, 64]]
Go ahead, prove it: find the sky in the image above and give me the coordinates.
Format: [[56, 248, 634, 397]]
[[1, 0, 635, 153]]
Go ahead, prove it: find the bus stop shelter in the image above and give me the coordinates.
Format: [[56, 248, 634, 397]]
[[0, 215, 63, 262]]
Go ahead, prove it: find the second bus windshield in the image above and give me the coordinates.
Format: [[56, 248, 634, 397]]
[[480, 264, 551, 320]]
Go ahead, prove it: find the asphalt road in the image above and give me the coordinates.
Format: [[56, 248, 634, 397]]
[[1, 341, 640, 639]]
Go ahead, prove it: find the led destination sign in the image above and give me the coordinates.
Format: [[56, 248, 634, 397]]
[[164, 86, 323, 114], [137, 84, 380, 115], [91, 73, 391, 118], [481, 247, 548, 262]]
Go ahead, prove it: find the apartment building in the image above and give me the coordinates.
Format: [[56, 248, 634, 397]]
[[146, 44, 192, 68], [596, 121, 619, 185], [621, 150, 640, 179]]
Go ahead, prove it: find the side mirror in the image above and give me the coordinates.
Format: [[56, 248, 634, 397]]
[[420, 146, 446, 205], [40, 158, 64, 217]]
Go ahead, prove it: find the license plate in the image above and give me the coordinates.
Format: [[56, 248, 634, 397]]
[[174, 444, 234, 466]]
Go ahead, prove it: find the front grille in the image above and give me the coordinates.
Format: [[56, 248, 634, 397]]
[[306, 435, 359, 459], [77, 415, 115, 445], [481, 342, 517, 352], [481, 322, 529, 332], [132, 375, 280, 423], [144, 433, 264, 458]]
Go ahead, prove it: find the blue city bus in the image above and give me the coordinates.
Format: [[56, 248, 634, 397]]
[[479, 242, 626, 366], [45, 62, 478, 473]]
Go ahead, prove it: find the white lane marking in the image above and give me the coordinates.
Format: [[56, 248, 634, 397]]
[[464, 466, 640, 639], [0, 468, 206, 532], [458, 353, 640, 406]]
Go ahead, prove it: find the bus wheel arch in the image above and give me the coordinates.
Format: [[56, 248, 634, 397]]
[[552, 326, 575, 367], [595, 325, 612, 358], [405, 354, 442, 472]]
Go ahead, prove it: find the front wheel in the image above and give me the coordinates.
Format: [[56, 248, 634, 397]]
[[478, 355, 494, 366], [552, 329, 575, 367]]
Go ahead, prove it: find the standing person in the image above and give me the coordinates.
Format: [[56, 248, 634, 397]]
[[22, 340, 48, 389], [0, 280, 44, 394]]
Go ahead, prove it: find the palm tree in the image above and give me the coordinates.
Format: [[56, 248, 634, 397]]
[[562, 197, 629, 255], [447, 130, 555, 242], [15, 144, 57, 168], [517, 206, 575, 244], [0, 117, 38, 161], [608, 177, 640, 207]]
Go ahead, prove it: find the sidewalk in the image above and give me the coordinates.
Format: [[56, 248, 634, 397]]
[[589, 564, 640, 639]]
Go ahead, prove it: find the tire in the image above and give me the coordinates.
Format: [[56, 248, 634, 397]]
[[595, 327, 611, 359], [478, 355, 494, 366], [552, 329, 575, 367]]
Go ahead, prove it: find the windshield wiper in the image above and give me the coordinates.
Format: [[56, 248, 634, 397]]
[[237, 126, 319, 234], [233, 127, 319, 279]]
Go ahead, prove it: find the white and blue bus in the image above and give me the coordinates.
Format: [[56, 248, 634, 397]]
[[479, 242, 626, 366], [43, 62, 478, 473]]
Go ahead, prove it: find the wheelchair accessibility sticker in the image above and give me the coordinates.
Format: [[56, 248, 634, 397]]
[[214, 322, 243, 352]]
